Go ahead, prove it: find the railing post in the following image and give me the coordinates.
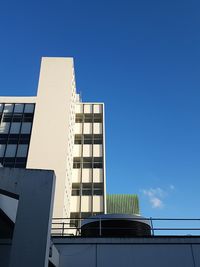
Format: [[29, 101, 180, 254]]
[[150, 217, 154, 236], [99, 218, 102, 237]]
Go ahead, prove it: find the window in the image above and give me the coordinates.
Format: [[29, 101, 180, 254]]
[[24, 104, 34, 113], [12, 113, 23, 122], [4, 104, 14, 113], [8, 134, 19, 144], [83, 157, 92, 168], [16, 145, 28, 157], [3, 113, 13, 122], [75, 113, 102, 123], [84, 114, 93, 123], [14, 104, 24, 113], [23, 113, 34, 122], [94, 134, 103, 144], [5, 145, 17, 157], [94, 114, 102, 123], [82, 183, 92, 195], [3, 158, 15, 167], [0, 134, 8, 144], [19, 134, 30, 144], [93, 183, 104, 195], [73, 157, 81, 168], [21, 122, 32, 134], [75, 114, 83, 123], [72, 183, 80, 196], [0, 144, 6, 157], [93, 157, 103, 168], [15, 157, 27, 168], [73, 157, 103, 169], [74, 135, 82, 144], [10, 123, 21, 134], [84, 134, 92, 144]]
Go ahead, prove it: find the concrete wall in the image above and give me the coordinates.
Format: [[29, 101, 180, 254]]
[[27, 57, 76, 218], [53, 237, 200, 267]]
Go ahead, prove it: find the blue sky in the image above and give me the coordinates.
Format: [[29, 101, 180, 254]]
[[0, 0, 200, 220]]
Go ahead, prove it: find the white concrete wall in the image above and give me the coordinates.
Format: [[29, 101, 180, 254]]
[[27, 57, 76, 218]]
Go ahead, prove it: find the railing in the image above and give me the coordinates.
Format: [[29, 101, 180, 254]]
[[51, 217, 200, 237]]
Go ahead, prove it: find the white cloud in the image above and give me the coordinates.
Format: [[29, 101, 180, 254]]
[[142, 187, 166, 209], [150, 196, 163, 208], [141, 185, 175, 209]]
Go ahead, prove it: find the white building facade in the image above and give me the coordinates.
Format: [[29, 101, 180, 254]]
[[0, 57, 106, 220]]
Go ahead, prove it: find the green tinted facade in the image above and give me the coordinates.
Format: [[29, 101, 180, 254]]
[[106, 194, 139, 215]]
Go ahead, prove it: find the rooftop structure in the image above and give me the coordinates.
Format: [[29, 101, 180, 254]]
[[107, 194, 139, 214]]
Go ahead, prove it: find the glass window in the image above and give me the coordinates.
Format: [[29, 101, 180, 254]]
[[3, 158, 15, 167], [4, 104, 14, 113], [72, 183, 80, 196], [75, 114, 83, 123], [84, 114, 93, 123], [0, 134, 8, 144], [84, 134, 92, 144], [93, 183, 104, 195], [0, 144, 6, 157], [0, 104, 4, 113], [24, 104, 34, 113], [83, 157, 92, 168], [82, 183, 92, 195], [94, 134, 103, 144], [21, 122, 32, 134], [12, 113, 23, 122], [19, 134, 30, 144], [10, 123, 21, 134], [73, 157, 81, 168], [74, 135, 82, 144], [14, 104, 24, 113], [93, 157, 103, 168], [5, 144, 17, 157], [3, 113, 12, 122], [23, 113, 34, 122], [16, 145, 28, 157], [8, 134, 19, 144], [0, 122, 10, 134], [94, 114, 102, 123]]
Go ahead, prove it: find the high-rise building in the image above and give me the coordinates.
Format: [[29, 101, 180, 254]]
[[0, 57, 106, 220]]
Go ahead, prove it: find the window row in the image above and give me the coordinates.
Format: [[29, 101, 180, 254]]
[[72, 183, 104, 196], [0, 134, 30, 144], [74, 134, 103, 145], [0, 157, 27, 168], [73, 157, 103, 169], [0, 103, 35, 113], [0, 113, 34, 122], [75, 113, 102, 123], [0, 122, 32, 134], [0, 144, 29, 157]]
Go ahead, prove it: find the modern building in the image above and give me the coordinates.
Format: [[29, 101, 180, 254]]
[[0, 57, 106, 221]]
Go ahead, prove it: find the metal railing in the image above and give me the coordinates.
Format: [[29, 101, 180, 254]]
[[51, 217, 200, 237]]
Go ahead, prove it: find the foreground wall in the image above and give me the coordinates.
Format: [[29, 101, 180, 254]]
[[53, 237, 200, 267]]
